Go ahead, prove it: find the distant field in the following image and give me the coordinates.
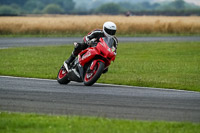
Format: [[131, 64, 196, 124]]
[[0, 15, 200, 36]]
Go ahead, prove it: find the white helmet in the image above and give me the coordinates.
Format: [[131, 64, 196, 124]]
[[103, 21, 117, 37]]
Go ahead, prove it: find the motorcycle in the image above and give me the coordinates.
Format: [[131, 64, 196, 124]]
[[57, 37, 116, 86]]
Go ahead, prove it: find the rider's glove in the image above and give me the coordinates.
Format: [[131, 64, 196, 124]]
[[87, 38, 96, 46]]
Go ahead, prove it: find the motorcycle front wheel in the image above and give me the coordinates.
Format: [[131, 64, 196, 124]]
[[57, 65, 70, 84], [84, 61, 105, 86]]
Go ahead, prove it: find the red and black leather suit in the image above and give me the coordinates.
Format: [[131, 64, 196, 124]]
[[72, 29, 118, 56]]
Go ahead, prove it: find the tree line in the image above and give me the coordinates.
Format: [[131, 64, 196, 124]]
[[0, 0, 200, 16], [0, 0, 75, 15]]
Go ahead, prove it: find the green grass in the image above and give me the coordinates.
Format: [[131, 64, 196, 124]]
[[0, 112, 199, 133], [0, 42, 199, 91], [100, 41, 200, 91]]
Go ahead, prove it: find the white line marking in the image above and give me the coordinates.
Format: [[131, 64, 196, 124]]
[[0, 75, 199, 93], [0, 47, 9, 49], [0, 75, 56, 82], [95, 82, 200, 93]]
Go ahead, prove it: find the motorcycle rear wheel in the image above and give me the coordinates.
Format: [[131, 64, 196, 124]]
[[57, 65, 70, 84], [84, 61, 105, 86]]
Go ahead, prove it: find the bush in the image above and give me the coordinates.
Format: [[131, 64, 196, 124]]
[[42, 4, 64, 14], [0, 5, 20, 15], [24, 0, 44, 13], [95, 3, 122, 15]]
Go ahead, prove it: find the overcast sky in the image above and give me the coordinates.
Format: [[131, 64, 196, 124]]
[[154, 0, 200, 6], [184, 0, 200, 5]]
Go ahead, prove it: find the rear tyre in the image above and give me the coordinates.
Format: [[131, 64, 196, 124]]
[[84, 61, 105, 86], [57, 65, 70, 84]]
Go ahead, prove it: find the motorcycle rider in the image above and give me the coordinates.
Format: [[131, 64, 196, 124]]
[[65, 21, 118, 70]]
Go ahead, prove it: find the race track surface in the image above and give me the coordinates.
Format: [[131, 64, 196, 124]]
[[0, 76, 200, 122], [0, 36, 200, 48]]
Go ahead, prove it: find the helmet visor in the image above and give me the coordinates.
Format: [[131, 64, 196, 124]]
[[104, 27, 116, 36]]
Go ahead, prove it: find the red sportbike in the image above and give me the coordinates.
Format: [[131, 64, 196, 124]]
[[57, 37, 116, 86]]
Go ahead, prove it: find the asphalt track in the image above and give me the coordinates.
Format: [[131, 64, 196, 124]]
[[0, 76, 200, 122], [0, 36, 200, 48]]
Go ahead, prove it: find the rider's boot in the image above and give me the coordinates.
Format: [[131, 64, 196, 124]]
[[64, 53, 76, 70], [64, 42, 85, 70]]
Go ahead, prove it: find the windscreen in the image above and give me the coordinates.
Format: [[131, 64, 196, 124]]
[[102, 37, 114, 48]]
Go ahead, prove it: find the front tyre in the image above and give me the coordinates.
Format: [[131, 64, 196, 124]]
[[57, 65, 70, 84], [84, 61, 105, 86]]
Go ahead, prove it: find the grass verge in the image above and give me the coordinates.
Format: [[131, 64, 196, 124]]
[[0, 112, 199, 133], [0, 42, 199, 91]]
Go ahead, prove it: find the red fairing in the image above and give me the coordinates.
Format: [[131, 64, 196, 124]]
[[78, 37, 116, 69]]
